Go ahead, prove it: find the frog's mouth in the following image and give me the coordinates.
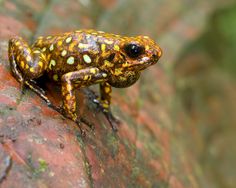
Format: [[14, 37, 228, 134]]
[[126, 55, 160, 71]]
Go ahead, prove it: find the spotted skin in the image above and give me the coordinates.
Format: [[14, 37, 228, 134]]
[[8, 29, 162, 131]]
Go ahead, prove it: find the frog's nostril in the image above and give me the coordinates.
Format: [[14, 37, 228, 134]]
[[152, 53, 159, 60], [152, 54, 157, 59]]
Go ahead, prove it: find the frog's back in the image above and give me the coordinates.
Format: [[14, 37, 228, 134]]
[[32, 30, 122, 79]]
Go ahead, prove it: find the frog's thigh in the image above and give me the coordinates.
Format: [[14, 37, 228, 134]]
[[61, 67, 107, 120], [8, 37, 28, 82], [8, 37, 46, 80]]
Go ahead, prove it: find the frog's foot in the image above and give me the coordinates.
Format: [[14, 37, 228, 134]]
[[74, 118, 86, 136], [80, 116, 95, 131], [60, 106, 95, 136], [84, 89, 120, 131], [93, 98, 120, 131], [23, 79, 46, 95], [74, 116, 95, 136], [103, 111, 120, 132]]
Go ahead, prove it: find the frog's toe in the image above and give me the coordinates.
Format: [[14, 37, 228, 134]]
[[110, 121, 118, 132], [80, 117, 95, 130], [104, 111, 120, 131], [49, 104, 64, 114], [75, 117, 94, 136]]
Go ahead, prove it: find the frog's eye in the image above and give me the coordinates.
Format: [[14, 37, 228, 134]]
[[124, 43, 145, 58]]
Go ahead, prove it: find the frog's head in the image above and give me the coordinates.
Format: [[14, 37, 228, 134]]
[[103, 35, 162, 88], [119, 36, 162, 71]]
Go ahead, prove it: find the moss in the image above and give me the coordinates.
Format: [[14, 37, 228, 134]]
[[105, 132, 119, 158], [37, 158, 48, 173], [27, 155, 48, 177]]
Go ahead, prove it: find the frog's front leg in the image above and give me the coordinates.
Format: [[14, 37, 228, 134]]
[[61, 67, 108, 131], [99, 82, 120, 131], [90, 82, 119, 131]]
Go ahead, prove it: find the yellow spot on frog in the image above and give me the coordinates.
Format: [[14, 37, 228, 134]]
[[145, 45, 150, 50], [78, 43, 89, 49], [20, 61, 25, 69], [83, 54, 92, 64], [33, 50, 41, 54], [104, 60, 113, 67], [67, 56, 75, 65], [114, 45, 120, 51], [49, 59, 56, 69], [114, 68, 123, 76], [57, 40, 63, 46], [66, 94, 71, 101], [84, 75, 89, 80], [119, 76, 127, 82], [25, 64, 29, 69], [102, 103, 109, 109], [66, 84, 72, 91], [38, 61, 43, 68], [95, 79, 104, 83], [53, 74, 59, 81], [65, 37, 72, 43], [86, 34, 91, 39], [76, 64, 83, 70], [42, 47, 46, 52], [101, 44, 106, 52], [104, 39, 113, 45], [26, 56, 31, 62], [69, 42, 76, 51], [90, 68, 97, 74], [41, 54, 47, 61], [61, 50, 67, 56], [37, 39, 43, 45], [15, 41, 20, 46], [49, 44, 54, 51], [102, 73, 107, 77], [122, 62, 129, 67], [30, 67, 35, 73], [105, 87, 111, 93]]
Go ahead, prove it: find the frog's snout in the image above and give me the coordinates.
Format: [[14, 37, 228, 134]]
[[154, 46, 162, 59], [151, 47, 162, 62]]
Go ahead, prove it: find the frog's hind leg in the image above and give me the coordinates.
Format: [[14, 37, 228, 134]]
[[8, 37, 26, 84], [8, 37, 58, 110], [8, 37, 47, 81]]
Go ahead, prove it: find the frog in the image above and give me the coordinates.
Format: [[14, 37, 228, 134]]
[[8, 29, 162, 133]]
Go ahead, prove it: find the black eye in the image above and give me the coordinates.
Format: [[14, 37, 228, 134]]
[[124, 43, 144, 58]]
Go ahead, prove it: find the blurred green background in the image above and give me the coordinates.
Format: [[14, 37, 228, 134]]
[[0, 0, 236, 187], [173, 4, 236, 188]]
